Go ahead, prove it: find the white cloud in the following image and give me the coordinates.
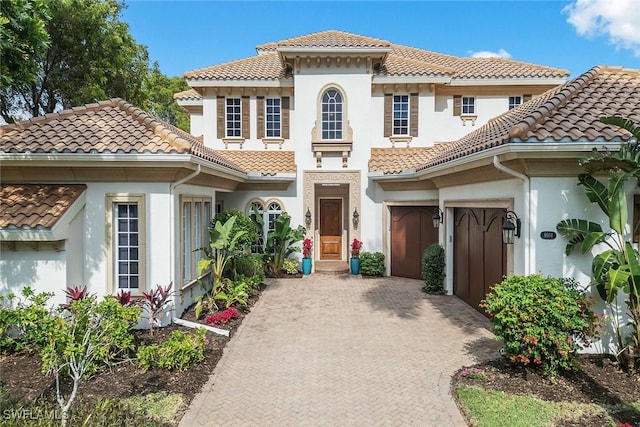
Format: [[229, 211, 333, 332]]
[[468, 49, 512, 59], [563, 0, 640, 57]]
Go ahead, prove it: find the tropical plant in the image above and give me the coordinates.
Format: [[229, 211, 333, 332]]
[[302, 238, 312, 259], [214, 278, 250, 309], [556, 115, 640, 373], [0, 287, 55, 351], [360, 251, 385, 276], [136, 328, 206, 372], [141, 283, 173, 335], [62, 285, 94, 309], [351, 238, 363, 259], [422, 243, 446, 295], [235, 253, 265, 280], [282, 258, 299, 275], [263, 213, 305, 275], [213, 210, 259, 257], [481, 275, 602, 376]]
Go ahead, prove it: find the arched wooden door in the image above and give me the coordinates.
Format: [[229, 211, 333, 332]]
[[453, 208, 507, 313]]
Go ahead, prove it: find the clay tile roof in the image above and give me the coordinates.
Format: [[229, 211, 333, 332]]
[[375, 54, 455, 77], [276, 30, 391, 48], [0, 184, 86, 229], [369, 146, 448, 174], [183, 53, 291, 80], [214, 150, 296, 174], [416, 66, 640, 170], [0, 98, 245, 174], [256, 42, 278, 53], [174, 89, 202, 100]]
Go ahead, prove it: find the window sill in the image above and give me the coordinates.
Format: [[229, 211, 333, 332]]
[[222, 138, 245, 148], [389, 136, 413, 148], [262, 138, 285, 149], [460, 115, 477, 126]]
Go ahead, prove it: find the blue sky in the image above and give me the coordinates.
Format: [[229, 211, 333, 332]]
[[121, 0, 639, 78]]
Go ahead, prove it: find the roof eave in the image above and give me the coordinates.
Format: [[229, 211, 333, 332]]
[[246, 172, 297, 182]]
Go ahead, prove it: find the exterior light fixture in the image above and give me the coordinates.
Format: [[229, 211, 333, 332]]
[[352, 208, 360, 228], [432, 207, 444, 229], [305, 208, 312, 227], [502, 210, 521, 244]]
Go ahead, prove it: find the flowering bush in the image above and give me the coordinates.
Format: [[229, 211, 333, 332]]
[[302, 238, 312, 258], [481, 275, 603, 376], [460, 367, 487, 381], [205, 307, 239, 326], [351, 238, 363, 258]]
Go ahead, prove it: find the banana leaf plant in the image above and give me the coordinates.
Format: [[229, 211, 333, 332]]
[[264, 213, 306, 275], [556, 116, 640, 372]]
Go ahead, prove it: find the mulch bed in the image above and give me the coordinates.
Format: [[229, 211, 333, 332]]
[[452, 355, 640, 426]]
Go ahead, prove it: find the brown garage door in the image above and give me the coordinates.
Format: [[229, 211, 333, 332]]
[[453, 208, 507, 314], [390, 206, 438, 279]]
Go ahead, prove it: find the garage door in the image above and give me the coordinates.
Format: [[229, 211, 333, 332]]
[[390, 206, 438, 279], [453, 208, 507, 313]]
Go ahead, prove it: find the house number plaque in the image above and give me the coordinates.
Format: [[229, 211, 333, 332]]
[[540, 231, 557, 240]]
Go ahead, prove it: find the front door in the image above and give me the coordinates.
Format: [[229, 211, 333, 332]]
[[320, 199, 342, 260]]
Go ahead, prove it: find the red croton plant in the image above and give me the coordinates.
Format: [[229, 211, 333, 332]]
[[351, 238, 363, 258]]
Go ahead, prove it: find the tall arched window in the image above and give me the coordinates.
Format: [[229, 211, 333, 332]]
[[246, 199, 284, 253], [321, 89, 343, 140]]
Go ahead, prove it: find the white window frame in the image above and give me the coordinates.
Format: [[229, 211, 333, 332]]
[[321, 89, 343, 140], [180, 196, 212, 286], [265, 98, 281, 138], [106, 194, 146, 295], [509, 96, 522, 110], [246, 199, 284, 252], [462, 96, 475, 115], [225, 97, 241, 137], [392, 94, 409, 136]]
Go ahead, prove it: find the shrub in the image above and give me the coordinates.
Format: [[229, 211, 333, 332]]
[[214, 278, 249, 309], [136, 328, 207, 372], [360, 252, 385, 276], [422, 243, 445, 294], [204, 307, 239, 326], [480, 275, 602, 376], [235, 254, 265, 280], [282, 258, 299, 275], [0, 287, 56, 352], [213, 210, 258, 254]]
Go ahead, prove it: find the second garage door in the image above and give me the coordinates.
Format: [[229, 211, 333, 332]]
[[390, 206, 438, 279]]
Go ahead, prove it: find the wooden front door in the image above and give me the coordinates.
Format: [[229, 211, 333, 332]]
[[390, 206, 439, 279], [320, 199, 342, 260], [453, 208, 507, 314]]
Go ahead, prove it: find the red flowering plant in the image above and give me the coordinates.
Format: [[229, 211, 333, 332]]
[[351, 239, 363, 259], [302, 238, 312, 259], [205, 307, 239, 326]]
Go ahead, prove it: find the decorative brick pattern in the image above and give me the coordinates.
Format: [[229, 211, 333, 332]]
[[180, 276, 499, 426]]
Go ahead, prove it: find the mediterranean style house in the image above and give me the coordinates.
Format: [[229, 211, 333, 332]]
[[1, 31, 638, 341]]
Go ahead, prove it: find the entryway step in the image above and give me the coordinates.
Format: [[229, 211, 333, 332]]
[[313, 261, 349, 275]]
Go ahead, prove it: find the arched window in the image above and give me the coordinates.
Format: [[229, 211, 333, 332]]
[[246, 199, 284, 253], [321, 89, 343, 140]]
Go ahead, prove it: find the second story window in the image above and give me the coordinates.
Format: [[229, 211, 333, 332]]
[[393, 95, 409, 135], [509, 96, 522, 110], [266, 98, 281, 138], [226, 98, 241, 137], [462, 97, 475, 115], [321, 89, 343, 140]]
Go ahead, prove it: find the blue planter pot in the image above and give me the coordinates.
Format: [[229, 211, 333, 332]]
[[350, 258, 360, 275], [302, 258, 312, 275]]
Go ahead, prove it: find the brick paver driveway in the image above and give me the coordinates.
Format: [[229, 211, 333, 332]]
[[180, 275, 499, 427]]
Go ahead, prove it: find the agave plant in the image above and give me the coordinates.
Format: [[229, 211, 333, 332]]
[[556, 115, 640, 373]]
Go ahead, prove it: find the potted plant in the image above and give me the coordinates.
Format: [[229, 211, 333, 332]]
[[301, 238, 312, 275], [350, 238, 363, 275]]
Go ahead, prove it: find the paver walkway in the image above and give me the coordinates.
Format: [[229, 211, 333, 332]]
[[180, 275, 499, 427]]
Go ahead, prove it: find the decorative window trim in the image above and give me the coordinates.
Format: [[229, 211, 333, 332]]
[[262, 138, 285, 149], [222, 137, 245, 149], [389, 136, 413, 148], [265, 98, 282, 138], [180, 196, 212, 288], [105, 194, 146, 296], [311, 84, 353, 168], [392, 94, 409, 136]]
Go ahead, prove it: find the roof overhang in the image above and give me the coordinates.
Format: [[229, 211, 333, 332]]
[[0, 190, 86, 242]]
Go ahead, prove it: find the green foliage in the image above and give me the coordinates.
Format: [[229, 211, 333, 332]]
[[143, 62, 190, 131], [214, 278, 250, 309], [0, 287, 56, 351], [0, 0, 50, 90], [264, 213, 306, 275], [213, 210, 259, 256], [235, 254, 265, 280], [556, 115, 640, 373], [360, 252, 385, 276], [136, 328, 206, 372], [1, 0, 151, 123], [282, 258, 299, 275], [422, 243, 446, 294], [480, 275, 602, 376]]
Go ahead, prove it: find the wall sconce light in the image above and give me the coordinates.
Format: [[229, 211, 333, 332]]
[[305, 208, 312, 227], [352, 208, 359, 228], [502, 210, 521, 244], [432, 207, 444, 229]]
